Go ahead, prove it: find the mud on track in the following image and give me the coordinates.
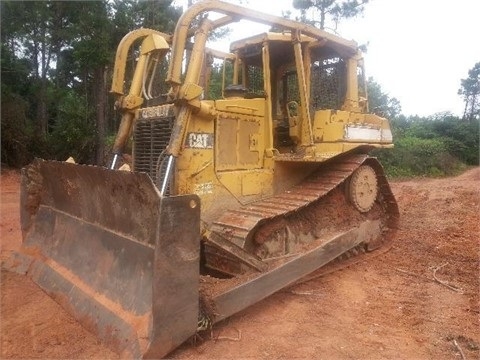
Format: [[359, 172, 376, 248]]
[[1, 167, 479, 359]]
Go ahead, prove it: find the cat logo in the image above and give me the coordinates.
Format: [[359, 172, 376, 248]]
[[185, 132, 213, 149]]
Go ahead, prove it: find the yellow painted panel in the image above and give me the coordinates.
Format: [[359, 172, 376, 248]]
[[216, 116, 237, 168], [215, 98, 265, 116], [322, 122, 344, 142], [238, 120, 260, 166], [216, 170, 273, 203], [242, 170, 273, 197]]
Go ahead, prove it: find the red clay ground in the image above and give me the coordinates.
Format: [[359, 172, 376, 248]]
[[1, 167, 479, 359]]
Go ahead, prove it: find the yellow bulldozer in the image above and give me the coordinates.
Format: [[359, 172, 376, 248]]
[[13, 1, 399, 358]]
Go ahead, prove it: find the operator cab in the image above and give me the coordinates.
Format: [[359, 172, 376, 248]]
[[225, 31, 365, 154]]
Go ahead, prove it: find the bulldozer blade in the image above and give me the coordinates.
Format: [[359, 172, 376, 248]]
[[13, 159, 200, 358]]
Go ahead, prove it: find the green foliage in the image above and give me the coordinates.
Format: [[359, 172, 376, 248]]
[[1, 93, 31, 166], [0, 44, 31, 97], [0, 0, 181, 167], [374, 114, 479, 178], [207, 61, 235, 100], [374, 136, 464, 177], [399, 114, 479, 166], [49, 92, 96, 163], [367, 77, 401, 119], [71, 2, 112, 71], [292, 0, 368, 30], [132, 0, 182, 32], [366, 80, 478, 178], [207, 63, 224, 100]]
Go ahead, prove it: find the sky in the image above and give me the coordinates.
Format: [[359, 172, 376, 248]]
[[172, 0, 480, 117]]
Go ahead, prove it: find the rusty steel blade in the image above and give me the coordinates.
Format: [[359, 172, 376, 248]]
[[12, 159, 200, 358]]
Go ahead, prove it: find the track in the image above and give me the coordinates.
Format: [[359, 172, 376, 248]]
[[204, 154, 399, 276]]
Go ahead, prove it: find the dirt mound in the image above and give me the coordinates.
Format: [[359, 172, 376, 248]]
[[1, 167, 479, 359]]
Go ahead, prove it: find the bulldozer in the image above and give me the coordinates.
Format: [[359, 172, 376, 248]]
[[13, 0, 399, 358]]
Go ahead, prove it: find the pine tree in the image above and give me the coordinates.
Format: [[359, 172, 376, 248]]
[[292, 0, 368, 31], [458, 62, 480, 122]]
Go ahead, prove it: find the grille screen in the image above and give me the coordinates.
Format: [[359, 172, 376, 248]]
[[246, 64, 264, 96], [310, 57, 347, 111], [133, 105, 175, 183]]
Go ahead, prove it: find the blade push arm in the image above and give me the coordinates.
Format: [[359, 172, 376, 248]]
[[110, 30, 170, 169]]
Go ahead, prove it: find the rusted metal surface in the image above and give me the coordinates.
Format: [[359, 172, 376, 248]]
[[21, 159, 161, 247], [144, 195, 201, 359], [17, 160, 201, 358], [208, 232, 268, 273], [211, 219, 382, 323], [363, 156, 400, 249], [205, 154, 399, 274], [201, 154, 399, 323]]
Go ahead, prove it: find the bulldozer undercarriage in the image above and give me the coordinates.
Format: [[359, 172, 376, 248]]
[[197, 153, 398, 327], [204, 154, 398, 276]]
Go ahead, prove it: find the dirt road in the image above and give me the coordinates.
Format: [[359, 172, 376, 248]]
[[1, 167, 479, 359]]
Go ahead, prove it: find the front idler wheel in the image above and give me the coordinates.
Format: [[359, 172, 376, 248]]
[[348, 165, 378, 213]]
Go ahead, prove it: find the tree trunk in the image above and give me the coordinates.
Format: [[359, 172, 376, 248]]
[[37, 22, 51, 138], [95, 66, 107, 165], [36, 82, 48, 136], [320, 9, 326, 29]]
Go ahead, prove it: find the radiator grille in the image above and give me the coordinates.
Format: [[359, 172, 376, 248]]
[[133, 105, 175, 183]]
